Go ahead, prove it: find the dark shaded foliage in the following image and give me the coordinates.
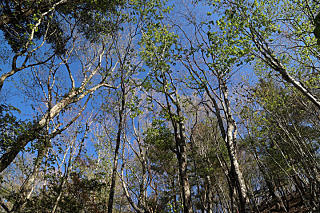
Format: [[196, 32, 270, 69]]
[[0, 0, 124, 54]]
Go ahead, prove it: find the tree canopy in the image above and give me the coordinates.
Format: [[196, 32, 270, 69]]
[[0, 0, 319, 212]]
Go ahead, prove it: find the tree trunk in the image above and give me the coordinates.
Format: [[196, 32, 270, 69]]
[[107, 77, 126, 213], [220, 83, 248, 212], [176, 140, 192, 213], [174, 120, 192, 213], [11, 138, 50, 212]]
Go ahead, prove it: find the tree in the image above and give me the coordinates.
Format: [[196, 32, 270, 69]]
[[240, 77, 320, 210], [0, 0, 123, 52], [210, 0, 320, 110], [0, 35, 118, 173], [0, 0, 125, 173], [0, 0, 124, 93], [171, 4, 250, 211], [140, 21, 193, 212], [190, 117, 233, 212], [1, 0, 319, 212]]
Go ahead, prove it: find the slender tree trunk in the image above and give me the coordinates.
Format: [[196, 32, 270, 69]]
[[160, 70, 193, 213], [107, 78, 126, 213], [253, 149, 287, 212], [205, 175, 214, 213], [138, 151, 148, 211], [11, 139, 50, 212], [250, 28, 320, 110], [176, 138, 192, 213], [220, 82, 248, 212], [173, 118, 192, 213]]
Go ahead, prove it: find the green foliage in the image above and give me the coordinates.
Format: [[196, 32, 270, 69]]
[[314, 12, 320, 43], [128, 95, 143, 118], [140, 23, 178, 76], [190, 120, 228, 175], [1, 0, 320, 211], [242, 79, 320, 179], [138, 1, 178, 90], [0, 0, 124, 53], [20, 172, 107, 213], [144, 120, 176, 161], [0, 105, 29, 155]]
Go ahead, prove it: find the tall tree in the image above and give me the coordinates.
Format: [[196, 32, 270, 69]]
[[140, 23, 193, 212], [171, 4, 250, 210]]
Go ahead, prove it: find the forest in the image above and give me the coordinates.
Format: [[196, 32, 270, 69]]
[[0, 0, 319, 212]]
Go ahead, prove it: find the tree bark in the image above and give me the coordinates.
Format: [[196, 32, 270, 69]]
[[176, 136, 193, 213], [160, 72, 193, 213], [250, 27, 320, 111], [220, 83, 248, 212], [165, 96, 192, 212], [0, 84, 105, 173], [107, 75, 126, 213]]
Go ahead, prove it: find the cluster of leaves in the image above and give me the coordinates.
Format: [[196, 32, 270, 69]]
[[144, 119, 176, 172], [15, 172, 106, 213], [0, 104, 30, 155], [241, 79, 320, 193], [0, 0, 125, 54]]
